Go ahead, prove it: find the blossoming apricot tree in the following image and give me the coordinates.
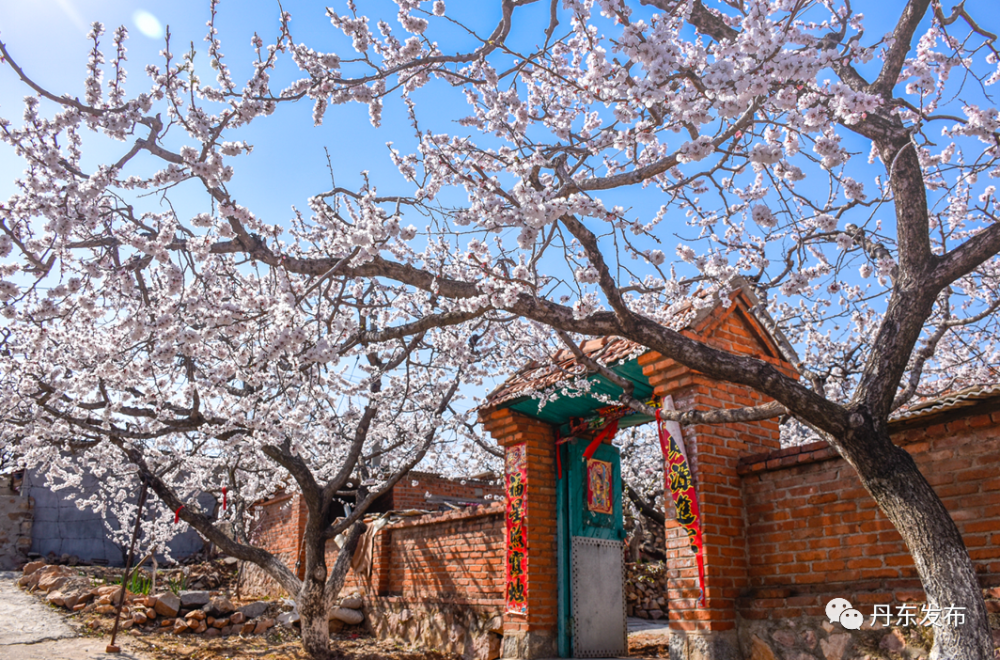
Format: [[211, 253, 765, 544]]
[[2, 0, 1000, 658]]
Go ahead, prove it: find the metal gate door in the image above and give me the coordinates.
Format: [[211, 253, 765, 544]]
[[557, 437, 627, 658]]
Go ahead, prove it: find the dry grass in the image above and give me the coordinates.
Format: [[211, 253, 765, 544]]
[[73, 610, 459, 660]]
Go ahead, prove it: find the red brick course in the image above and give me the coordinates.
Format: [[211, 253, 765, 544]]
[[642, 292, 795, 633], [331, 503, 506, 603], [246, 475, 502, 595], [735, 409, 1000, 618]]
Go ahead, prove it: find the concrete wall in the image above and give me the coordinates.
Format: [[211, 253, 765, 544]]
[[23, 467, 215, 565]]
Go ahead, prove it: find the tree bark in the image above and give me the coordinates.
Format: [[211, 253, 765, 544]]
[[298, 517, 333, 660], [325, 522, 366, 610], [296, 516, 366, 660], [837, 419, 994, 660], [298, 581, 332, 660]]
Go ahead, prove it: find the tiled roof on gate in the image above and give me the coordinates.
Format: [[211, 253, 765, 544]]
[[484, 279, 799, 410], [485, 335, 646, 410], [889, 383, 1000, 423]]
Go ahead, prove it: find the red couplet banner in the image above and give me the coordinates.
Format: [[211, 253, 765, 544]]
[[656, 407, 706, 607], [505, 442, 528, 614]]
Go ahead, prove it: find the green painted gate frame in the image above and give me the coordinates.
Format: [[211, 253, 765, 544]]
[[556, 437, 626, 658]]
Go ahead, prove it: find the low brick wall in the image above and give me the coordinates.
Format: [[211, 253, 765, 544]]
[[245, 499, 506, 658], [338, 504, 505, 658], [732, 406, 1000, 659], [240, 493, 307, 598]]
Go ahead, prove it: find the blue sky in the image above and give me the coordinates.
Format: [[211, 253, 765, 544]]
[[2, 0, 980, 253], [2, 0, 998, 410]]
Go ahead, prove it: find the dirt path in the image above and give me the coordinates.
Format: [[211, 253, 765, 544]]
[[0, 571, 147, 660]]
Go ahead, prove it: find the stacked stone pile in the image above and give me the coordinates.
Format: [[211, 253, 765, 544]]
[[624, 562, 668, 620], [16, 560, 365, 638], [274, 593, 367, 633]]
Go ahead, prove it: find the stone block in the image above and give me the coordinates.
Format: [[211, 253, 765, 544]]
[[153, 592, 180, 618], [820, 633, 851, 660], [22, 560, 46, 576], [339, 596, 363, 610], [238, 601, 268, 619], [330, 607, 364, 625], [203, 596, 235, 617], [475, 632, 502, 660], [277, 612, 299, 627], [253, 617, 274, 635], [179, 590, 210, 607]]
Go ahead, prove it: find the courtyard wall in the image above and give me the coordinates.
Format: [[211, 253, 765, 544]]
[[728, 404, 1000, 659], [243, 477, 505, 658]]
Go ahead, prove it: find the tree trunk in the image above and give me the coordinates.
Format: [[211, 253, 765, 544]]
[[298, 579, 331, 660], [298, 514, 333, 660], [325, 522, 366, 611], [296, 519, 366, 660], [840, 422, 994, 660]]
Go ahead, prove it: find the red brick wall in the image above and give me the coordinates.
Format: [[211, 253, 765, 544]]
[[736, 409, 1000, 619], [248, 482, 504, 607], [642, 294, 797, 636], [391, 471, 501, 511], [249, 492, 308, 572], [324, 503, 505, 602]]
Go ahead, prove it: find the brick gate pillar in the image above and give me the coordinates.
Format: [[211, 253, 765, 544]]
[[640, 352, 786, 660], [480, 407, 558, 660]]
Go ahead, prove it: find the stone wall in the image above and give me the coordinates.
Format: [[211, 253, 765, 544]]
[[0, 475, 33, 569], [735, 584, 1000, 660], [366, 597, 503, 660], [626, 562, 668, 620]]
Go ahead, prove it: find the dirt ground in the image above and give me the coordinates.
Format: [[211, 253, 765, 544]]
[[82, 612, 667, 660], [7, 565, 668, 660], [76, 613, 461, 660]]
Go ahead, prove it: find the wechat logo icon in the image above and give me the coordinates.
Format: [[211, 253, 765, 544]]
[[827, 598, 863, 630]]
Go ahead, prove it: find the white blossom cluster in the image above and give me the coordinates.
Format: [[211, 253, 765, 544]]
[[0, 0, 998, 606]]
